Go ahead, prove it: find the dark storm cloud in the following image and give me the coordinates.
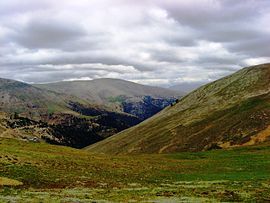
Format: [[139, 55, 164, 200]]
[[0, 0, 269, 86]]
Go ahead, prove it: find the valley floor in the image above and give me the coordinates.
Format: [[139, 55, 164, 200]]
[[0, 138, 270, 202]]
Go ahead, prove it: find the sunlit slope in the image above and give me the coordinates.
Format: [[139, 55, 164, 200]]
[[87, 63, 270, 154]]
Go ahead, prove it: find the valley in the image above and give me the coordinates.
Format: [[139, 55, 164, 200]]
[[0, 78, 179, 148], [0, 64, 270, 202], [1, 0, 270, 202], [0, 137, 270, 202]]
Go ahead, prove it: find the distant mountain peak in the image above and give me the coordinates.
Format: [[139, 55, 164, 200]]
[[35, 78, 184, 119]]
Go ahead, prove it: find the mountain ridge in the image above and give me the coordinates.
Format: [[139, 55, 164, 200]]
[[35, 78, 183, 103], [35, 78, 183, 120], [86, 63, 270, 154]]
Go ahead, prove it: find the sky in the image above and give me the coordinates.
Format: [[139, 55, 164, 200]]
[[0, 0, 269, 87]]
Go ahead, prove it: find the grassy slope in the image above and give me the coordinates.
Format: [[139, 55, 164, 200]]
[[87, 64, 270, 154], [0, 137, 270, 202], [0, 78, 84, 118]]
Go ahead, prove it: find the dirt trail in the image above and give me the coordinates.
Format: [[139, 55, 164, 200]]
[[158, 129, 177, 153]]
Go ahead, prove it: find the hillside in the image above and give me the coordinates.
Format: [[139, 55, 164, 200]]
[[0, 78, 74, 118], [87, 63, 270, 154], [36, 78, 183, 120], [0, 78, 140, 148]]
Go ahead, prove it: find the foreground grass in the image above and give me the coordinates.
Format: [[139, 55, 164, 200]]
[[0, 138, 270, 202]]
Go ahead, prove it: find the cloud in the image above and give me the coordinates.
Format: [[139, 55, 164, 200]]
[[0, 0, 269, 87], [10, 18, 87, 49]]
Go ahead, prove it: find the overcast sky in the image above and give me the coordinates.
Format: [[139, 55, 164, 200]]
[[0, 0, 269, 87]]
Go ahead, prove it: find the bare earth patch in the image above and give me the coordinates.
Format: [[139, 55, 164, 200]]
[[244, 125, 270, 146], [0, 177, 23, 186]]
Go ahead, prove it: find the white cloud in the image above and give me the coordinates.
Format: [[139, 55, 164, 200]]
[[243, 57, 270, 66], [0, 0, 269, 86]]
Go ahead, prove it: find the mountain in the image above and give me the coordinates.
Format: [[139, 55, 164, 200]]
[[0, 78, 140, 148], [35, 78, 183, 120], [0, 78, 73, 118], [87, 63, 270, 154]]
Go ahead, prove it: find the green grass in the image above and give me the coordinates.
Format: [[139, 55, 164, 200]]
[[46, 103, 67, 114], [165, 146, 270, 181], [107, 95, 126, 103], [0, 138, 270, 202], [76, 114, 95, 119]]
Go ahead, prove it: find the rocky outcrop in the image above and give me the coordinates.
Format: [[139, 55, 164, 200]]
[[122, 96, 177, 120]]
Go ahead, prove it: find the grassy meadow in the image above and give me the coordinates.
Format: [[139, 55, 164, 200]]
[[0, 138, 270, 202]]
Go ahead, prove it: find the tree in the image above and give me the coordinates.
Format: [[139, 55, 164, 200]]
[[14, 112, 19, 119]]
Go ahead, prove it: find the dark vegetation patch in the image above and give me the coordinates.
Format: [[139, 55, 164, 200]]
[[122, 96, 177, 120], [4, 106, 141, 148]]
